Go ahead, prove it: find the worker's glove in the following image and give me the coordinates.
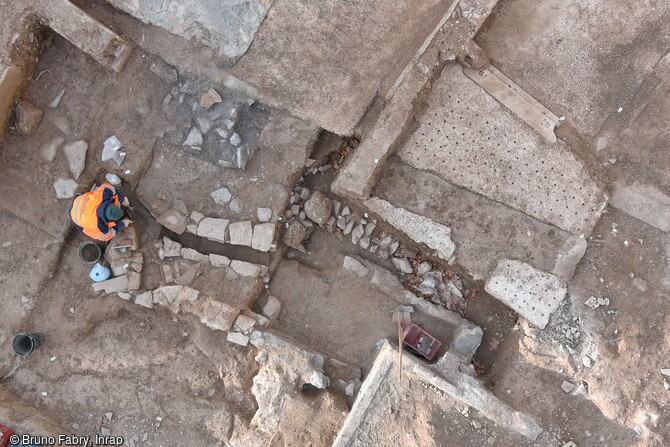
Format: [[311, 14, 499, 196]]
[[121, 197, 130, 207], [122, 218, 133, 227]]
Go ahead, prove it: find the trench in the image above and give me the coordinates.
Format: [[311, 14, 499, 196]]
[[121, 187, 270, 266]]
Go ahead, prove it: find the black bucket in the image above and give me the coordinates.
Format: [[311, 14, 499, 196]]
[[12, 332, 43, 356], [78, 241, 103, 264]]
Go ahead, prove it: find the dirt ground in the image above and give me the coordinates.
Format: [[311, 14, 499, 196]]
[[1, 0, 670, 446]]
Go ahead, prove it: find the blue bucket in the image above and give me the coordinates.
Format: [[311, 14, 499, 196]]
[[90, 263, 112, 282]]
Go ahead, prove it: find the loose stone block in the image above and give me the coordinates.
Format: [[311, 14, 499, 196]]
[[262, 295, 282, 318], [181, 248, 207, 262], [252, 223, 275, 252], [197, 217, 229, 243], [163, 237, 182, 257], [229, 221, 253, 246], [127, 271, 141, 291], [210, 186, 232, 205], [134, 291, 153, 308], [227, 331, 250, 347], [209, 254, 231, 268], [230, 260, 262, 277], [234, 314, 257, 333], [257, 207, 273, 222], [92, 275, 129, 293], [485, 259, 567, 329]]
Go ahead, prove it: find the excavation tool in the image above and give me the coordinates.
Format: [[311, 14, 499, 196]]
[[391, 306, 414, 380]]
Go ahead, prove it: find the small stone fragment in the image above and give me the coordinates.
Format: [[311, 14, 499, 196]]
[[210, 186, 232, 204], [15, 99, 43, 134], [283, 220, 309, 252], [351, 224, 364, 244], [215, 128, 228, 139], [161, 264, 174, 284], [257, 207, 273, 222], [230, 132, 241, 146], [200, 88, 222, 109], [183, 127, 203, 146], [358, 236, 371, 249], [262, 295, 282, 318], [584, 296, 599, 309], [117, 292, 132, 301], [332, 200, 342, 216], [304, 191, 333, 226], [197, 116, 213, 133], [209, 254, 231, 267], [416, 261, 432, 275], [392, 257, 413, 274], [227, 331, 250, 346], [181, 248, 207, 262], [343, 220, 354, 235], [230, 260, 262, 277], [561, 381, 575, 393], [163, 237, 182, 257], [53, 177, 78, 199], [365, 222, 376, 236], [234, 314, 256, 333], [337, 216, 347, 230], [191, 211, 204, 223], [582, 356, 593, 368]]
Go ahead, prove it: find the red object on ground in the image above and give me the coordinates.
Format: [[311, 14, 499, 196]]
[[402, 323, 442, 361], [0, 424, 15, 447]]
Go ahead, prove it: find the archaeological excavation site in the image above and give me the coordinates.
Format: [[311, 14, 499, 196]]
[[0, 0, 669, 446]]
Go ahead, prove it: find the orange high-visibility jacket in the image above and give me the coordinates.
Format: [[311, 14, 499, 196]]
[[69, 183, 126, 241]]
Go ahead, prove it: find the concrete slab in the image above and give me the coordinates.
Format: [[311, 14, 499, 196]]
[[464, 63, 560, 142], [363, 197, 456, 260], [475, 0, 670, 137], [232, 0, 451, 135], [374, 158, 582, 280], [610, 183, 670, 233], [397, 64, 606, 235], [37, 0, 131, 72], [485, 259, 567, 329], [333, 341, 542, 446], [107, 0, 273, 61], [331, 63, 432, 199]]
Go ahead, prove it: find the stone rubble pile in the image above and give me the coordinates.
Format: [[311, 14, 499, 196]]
[[157, 237, 268, 281], [163, 83, 254, 169], [93, 240, 286, 349], [281, 183, 404, 260], [154, 194, 277, 253]]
